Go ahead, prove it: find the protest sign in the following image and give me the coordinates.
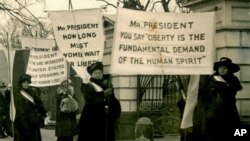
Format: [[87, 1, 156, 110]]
[[19, 37, 55, 52], [26, 51, 67, 87], [110, 8, 215, 75], [20, 37, 67, 87], [49, 9, 105, 83]]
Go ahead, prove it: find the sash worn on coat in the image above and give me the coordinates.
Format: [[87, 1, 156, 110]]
[[14, 88, 47, 141]]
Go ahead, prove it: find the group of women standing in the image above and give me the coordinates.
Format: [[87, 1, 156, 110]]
[[13, 57, 246, 141], [14, 61, 121, 141]]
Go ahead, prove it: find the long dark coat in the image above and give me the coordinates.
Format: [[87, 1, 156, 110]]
[[194, 74, 242, 141], [0, 91, 9, 124], [14, 88, 47, 141], [0, 90, 9, 136], [0, 90, 12, 136], [78, 78, 121, 141], [55, 85, 78, 137]]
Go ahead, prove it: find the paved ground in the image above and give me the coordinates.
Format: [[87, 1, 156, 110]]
[[0, 129, 180, 141]]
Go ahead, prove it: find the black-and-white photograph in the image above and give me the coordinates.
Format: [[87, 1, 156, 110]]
[[0, 0, 250, 141]]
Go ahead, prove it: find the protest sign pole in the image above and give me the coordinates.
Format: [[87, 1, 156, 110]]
[[66, 61, 70, 92], [67, 0, 73, 91], [105, 74, 112, 141], [6, 32, 15, 137], [69, 0, 73, 10]]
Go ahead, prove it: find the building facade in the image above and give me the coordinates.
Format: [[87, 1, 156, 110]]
[[102, 0, 250, 140], [182, 0, 250, 122]]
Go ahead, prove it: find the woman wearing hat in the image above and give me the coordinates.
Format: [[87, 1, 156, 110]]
[[78, 62, 121, 141], [195, 57, 242, 141], [14, 74, 48, 141], [56, 78, 78, 141]]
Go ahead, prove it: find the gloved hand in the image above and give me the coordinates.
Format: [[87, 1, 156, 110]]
[[44, 112, 51, 125], [104, 88, 112, 98]]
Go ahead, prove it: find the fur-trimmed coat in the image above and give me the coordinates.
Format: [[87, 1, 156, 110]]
[[194, 74, 242, 141], [78, 78, 121, 141]]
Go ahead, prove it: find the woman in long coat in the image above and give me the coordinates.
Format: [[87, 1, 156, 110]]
[[195, 57, 242, 141], [14, 74, 47, 141], [78, 62, 121, 141], [56, 79, 78, 141]]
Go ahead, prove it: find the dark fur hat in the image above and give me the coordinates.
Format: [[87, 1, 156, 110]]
[[18, 74, 32, 84], [87, 62, 103, 74], [214, 57, 240, 73]]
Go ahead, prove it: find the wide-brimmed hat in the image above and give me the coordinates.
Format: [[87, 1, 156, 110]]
[[87, 62, 103, 74], [18, 74, 32, 84], [214, 57, 240, 73]]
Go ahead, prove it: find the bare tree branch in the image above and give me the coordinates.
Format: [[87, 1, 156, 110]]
[[161, 0, 170, 12], [97, 0, 117, 8], [0, 2, 34, 26], [150, 1, 161, 11], [0, 0, 52, 48], [15, 1, 44, 24], [95, 0, 188, 13], [176, 1, 191, 13], [123, 0, 144, 10], [6, 10, 32, 26]]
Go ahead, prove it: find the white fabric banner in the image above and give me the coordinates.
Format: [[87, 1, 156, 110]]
[[19, 37, 55, 52], [110, 8, 215, 75], [0, 49, 9, 85], [49, 9, 105, 83], [20, 37, 67, 87], [180, 75, 200, 129]]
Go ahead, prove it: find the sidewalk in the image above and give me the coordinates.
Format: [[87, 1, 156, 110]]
[[0, 129, 180, 141], [0, 129, 57, 141]]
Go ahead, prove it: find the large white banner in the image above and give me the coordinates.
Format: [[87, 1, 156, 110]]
[[20, 37, 67, 87], [49, 9, 105, 83], [110, 8, 215, 75], [19, 37, 55, 52]]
